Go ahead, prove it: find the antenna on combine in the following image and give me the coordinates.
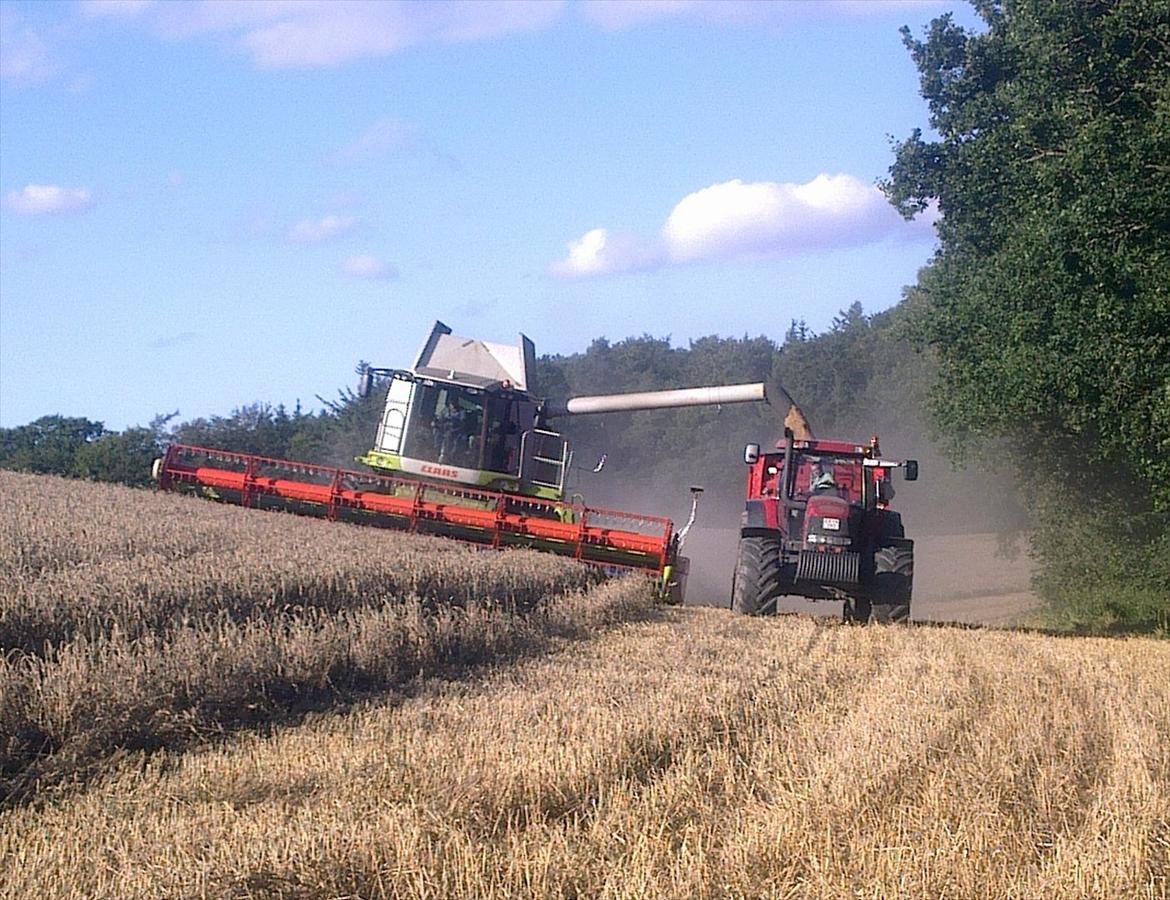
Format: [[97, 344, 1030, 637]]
[[356, 363, 396, 399]]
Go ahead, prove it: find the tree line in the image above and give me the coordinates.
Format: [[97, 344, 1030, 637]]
[[882, 0, 1168, 633]]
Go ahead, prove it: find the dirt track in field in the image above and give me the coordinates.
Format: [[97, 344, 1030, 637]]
[[683, 527, 1038, 626]]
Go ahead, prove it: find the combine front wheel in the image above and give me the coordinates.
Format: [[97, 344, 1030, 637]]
[[730, 534, 783, 615], [871, 545, 913, 623]]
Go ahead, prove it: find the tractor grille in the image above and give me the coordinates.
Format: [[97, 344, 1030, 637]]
[[796, 550, 859, 585]]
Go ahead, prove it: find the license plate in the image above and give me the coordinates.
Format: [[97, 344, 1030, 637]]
[[823, 517, 840, 531]]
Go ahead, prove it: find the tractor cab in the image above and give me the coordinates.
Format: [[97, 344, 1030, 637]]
[[745, 436, 917, 514], [789, 452, 865, 504]]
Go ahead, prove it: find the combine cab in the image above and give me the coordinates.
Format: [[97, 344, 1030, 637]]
[[155, 321, 767, 602], [731, 432, 919, 622]]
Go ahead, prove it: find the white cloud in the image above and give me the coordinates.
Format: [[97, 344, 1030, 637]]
[[80, 0, 156, 18], [287, 214, 356, 244], [665, 174, 893, 262], [579, 0, 698, 31], [549, 228, 662, 278], [3, 184, 93, 215], [0, 10, 54, 83], [91, 0, 563, 69], [551, 174, 934, 278], [579, 0, 940, 31], [35, 0, 940, 85], [340, 254, 398, 280]]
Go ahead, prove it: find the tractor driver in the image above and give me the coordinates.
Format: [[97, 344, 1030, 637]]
[[811, 462, 837, 494]]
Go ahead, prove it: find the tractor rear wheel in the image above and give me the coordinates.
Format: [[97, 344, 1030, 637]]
[[730, 534, 783, 615], [872, 544, 913, 623]]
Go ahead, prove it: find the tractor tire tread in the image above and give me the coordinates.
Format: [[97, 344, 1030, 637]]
[[872, 544, 913, 623], [731, 534, 784, 616]]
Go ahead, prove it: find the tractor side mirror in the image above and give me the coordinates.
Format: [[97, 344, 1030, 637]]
[[744, 443, 760, 464], [357, 369, 372, 399], [903, 459, 919, 481]]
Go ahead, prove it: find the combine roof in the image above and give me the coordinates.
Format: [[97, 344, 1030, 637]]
[[411, 321, 536, 391]]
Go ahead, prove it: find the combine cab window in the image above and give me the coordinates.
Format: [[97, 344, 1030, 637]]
[[403, 384, 485, 469], [400, 383, 523, 475], [484, 396, 522, 475]]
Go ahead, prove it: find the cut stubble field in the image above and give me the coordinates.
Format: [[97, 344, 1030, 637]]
[[1, 471, 1167, 899]]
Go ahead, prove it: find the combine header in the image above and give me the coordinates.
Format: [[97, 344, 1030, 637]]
[[154, 322, 767, 600], [154, 445, 678, 572]]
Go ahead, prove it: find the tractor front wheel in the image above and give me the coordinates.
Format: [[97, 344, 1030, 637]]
[[730, 534, 783, 615], [843, 596, 871, 624], [871, 544, 913, 623]]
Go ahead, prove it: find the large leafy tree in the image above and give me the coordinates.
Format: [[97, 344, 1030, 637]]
[[884, 0, 1170, 626], [885, 0, 1168, 500]]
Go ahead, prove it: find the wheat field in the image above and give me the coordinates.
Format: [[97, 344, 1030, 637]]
[[0, 471, 607, 804], [2, 471, 1168, 899]]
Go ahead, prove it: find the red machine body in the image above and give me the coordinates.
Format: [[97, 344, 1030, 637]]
[[732, 434, 918, 622]]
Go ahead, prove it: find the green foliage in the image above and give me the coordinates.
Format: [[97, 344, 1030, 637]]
[[0, 416, 105, 476], [774, 301, 889, 434], [0, 388, 387, 489], [885, 0, 1170, 631], [167, 388, 388, 469], [72, 428, 163, 487], [313, 384, 392, 467], [1030, 483, 1170, 634], [173, 402, 318, 460], [0, 414, 174, 487]]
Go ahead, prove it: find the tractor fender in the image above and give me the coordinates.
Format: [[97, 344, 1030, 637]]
[[742, 499, 781, 530]]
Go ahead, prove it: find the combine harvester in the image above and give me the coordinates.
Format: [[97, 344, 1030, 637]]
[[154, 322, 767, 600]]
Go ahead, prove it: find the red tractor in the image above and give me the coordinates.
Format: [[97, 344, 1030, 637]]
[[730, 432, 919, 623]]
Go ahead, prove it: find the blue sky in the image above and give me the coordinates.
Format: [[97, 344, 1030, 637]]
[[0, 0, 980, 431]]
